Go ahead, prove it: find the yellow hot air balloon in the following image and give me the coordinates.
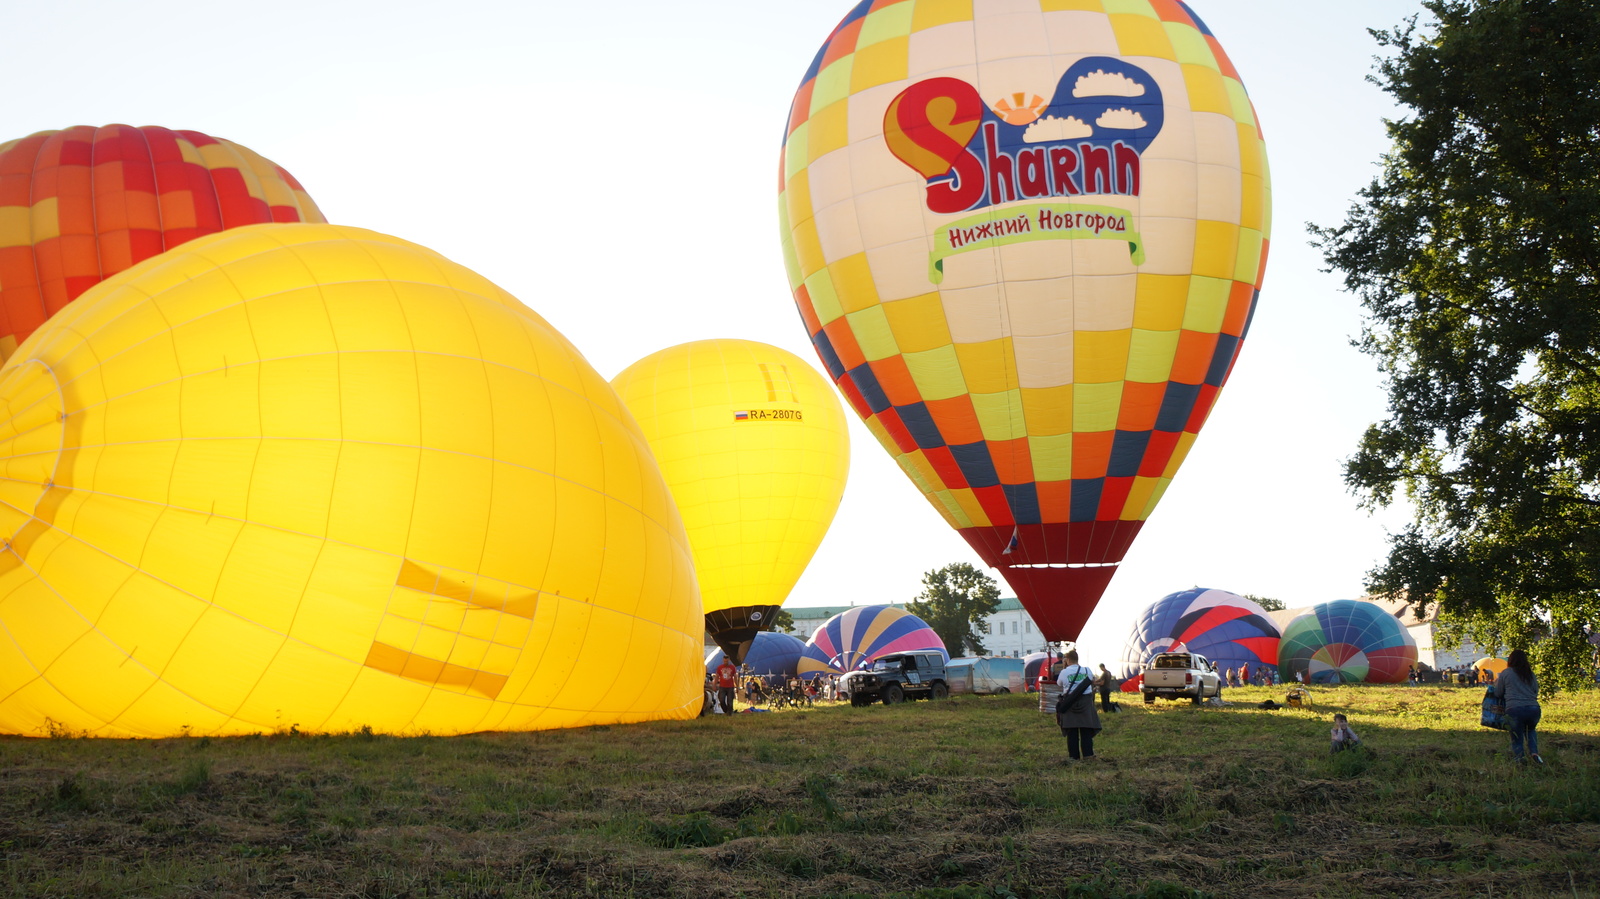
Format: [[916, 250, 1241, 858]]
[[779, 0, 1270, 641], [611, 339, 848, 662], [0, 223, 703, 737]]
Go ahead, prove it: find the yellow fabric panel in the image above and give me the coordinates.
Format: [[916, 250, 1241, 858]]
[[930, 491, 968, 529], [1142, 476, 1174, 519], [1103, 0, 1155, 15], [0, 222, 703, 738], [803, 267, 846, 325], [1020, 385, 1074, 436], [954, 338, 1015, 394], [950, 488, 992, 528], [970, 389, 1027, 442], [902, 344, 968, 401], [883, 293, 951, 354], [1074, 329, 1131, 384], [1192, 220, 1239, 281], [1125, 329, 1179, 383], [845, 305, 901, 361], [1237, 122, 1265, 180], [862, 414, 900, 456], [1224, 78, 1258, 129], [831, 253, 881, 313], [1073, 381, 1124, 432], [1181, 276, 1231, 334], [1132, 274, 1188, 330], [859, 2, 915, 46], [1028, 433, 1074, 481], [611, 339, 849, 619], [1164, 23, 1216, 69], [912, 0, 974, 30], [1234, 228, 1265, 284], [1165, 431, 1199, 478], [1109, 13, 1172, 57], [851, 37, 911, 93], [784, 123, 811, 179], [1042, 0, 1105, 10], [808, 102, 850, 164], [1121, 476, 1162, 521], [1182, 64, 1231, 116], [899, 451, 943, 498], [811, 59, 856, 115]]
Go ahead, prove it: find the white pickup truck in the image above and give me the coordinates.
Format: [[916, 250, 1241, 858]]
[[1141, 651, 1222, 705]]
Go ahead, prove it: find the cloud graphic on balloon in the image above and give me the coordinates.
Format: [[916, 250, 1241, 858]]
[[1073, 70, 1146, 98], [1096, 108, 1148, 130], [1023, 115, 1094, 143]]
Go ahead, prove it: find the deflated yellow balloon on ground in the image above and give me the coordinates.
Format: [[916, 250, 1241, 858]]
[[0, 223, 703, 737], [611, 340, 848, 662]]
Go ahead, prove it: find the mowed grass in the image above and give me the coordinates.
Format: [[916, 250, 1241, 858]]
[[1, 685, 1597, 899]]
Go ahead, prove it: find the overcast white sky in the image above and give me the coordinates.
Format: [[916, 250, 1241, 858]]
[[4, 0, 1431, 662]]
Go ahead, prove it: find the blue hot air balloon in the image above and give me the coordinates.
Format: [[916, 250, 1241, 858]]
[[705, 631, 807, 679]]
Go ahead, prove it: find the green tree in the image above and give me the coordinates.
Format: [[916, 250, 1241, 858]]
[[1244, 594, 1286, 613], [908, 563, 1002, 656], [1312, 0, 1600, 691], [769, 609, 795, 634]]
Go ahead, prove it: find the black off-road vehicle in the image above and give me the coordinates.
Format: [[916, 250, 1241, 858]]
[[840, 651, 950, 705]]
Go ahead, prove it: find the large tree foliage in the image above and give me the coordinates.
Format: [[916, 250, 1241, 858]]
[[908, 563, 1002, 656], [1313, 0, 1600, 691]]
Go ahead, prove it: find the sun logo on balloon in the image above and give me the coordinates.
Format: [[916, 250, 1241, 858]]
[[991, 92, 1046, 125]]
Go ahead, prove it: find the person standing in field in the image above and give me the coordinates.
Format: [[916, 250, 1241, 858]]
[[1055, 651, 1102, 761], [1493, 649, 1543, 764], [714, 657, 739, 715], [1095, 663, 1116, 713]]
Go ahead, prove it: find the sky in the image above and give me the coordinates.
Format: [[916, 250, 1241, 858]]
[[3, 0, 1433, 662]]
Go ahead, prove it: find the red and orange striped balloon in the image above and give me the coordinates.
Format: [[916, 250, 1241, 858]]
[[0, 125, 324, 360]]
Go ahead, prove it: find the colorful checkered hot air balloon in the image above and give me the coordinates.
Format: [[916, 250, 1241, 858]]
[[779, 0, 1270, 641], [1279, 601, 1418, 685], [1116, 588, 1279, 684], [798, 605, 947, 679], [0, 125, 323, 360]]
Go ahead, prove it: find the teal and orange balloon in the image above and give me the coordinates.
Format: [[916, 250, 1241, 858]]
[[779, 1, 1271, 640]]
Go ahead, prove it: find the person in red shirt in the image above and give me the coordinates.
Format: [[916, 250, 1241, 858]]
[[714, 659, 739, 715]]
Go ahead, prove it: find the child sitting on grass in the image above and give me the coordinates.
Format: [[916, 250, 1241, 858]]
[[1330, 713, 1361, 754]]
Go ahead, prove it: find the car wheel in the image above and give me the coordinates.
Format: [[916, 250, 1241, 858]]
[[882, 684, 904, 705], [997, 687, 1010, 694], [1192, 685, 1205, 706], [931, 682, 949, 700]]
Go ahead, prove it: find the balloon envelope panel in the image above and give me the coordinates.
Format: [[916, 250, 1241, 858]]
[[798, 606, 947, 678], [1278, 601, 1417, 684], [1116, 588, 1279, 682], [612, 339, 848, 659], [0, 223, 703, 737], [779, 1, 1271, 642], [0, 125, 324, 361], [705, 632, 808, 678]]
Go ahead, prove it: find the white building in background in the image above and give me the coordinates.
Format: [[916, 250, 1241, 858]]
[[776, 597, 1055, 658]]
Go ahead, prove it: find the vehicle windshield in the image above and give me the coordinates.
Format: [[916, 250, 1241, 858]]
[[1154, 654, 1192, 669], [870, 658, 903, 671]]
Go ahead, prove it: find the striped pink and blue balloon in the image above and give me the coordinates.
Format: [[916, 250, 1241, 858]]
[[798, 606, 947, 679]]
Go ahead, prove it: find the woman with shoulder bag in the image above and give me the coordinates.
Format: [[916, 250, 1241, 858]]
[[1054, 650, 1102, 762], [1494, 649, 1542, 764]]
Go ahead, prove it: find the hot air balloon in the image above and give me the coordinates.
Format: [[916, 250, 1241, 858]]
[[798, 605, 947, 679], [1116, 588, 1279, 683], [705, 632, 808, 679], [1279, 601, 1418, 685], [1474, 657, 1508, 682], [0, 125, 323, 361], [612, 339, 849, 662], [779, 1, 1270, 641], [0, 223, 702, 737]]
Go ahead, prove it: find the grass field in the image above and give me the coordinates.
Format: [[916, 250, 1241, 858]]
[[1, 684, 1596, 899]]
